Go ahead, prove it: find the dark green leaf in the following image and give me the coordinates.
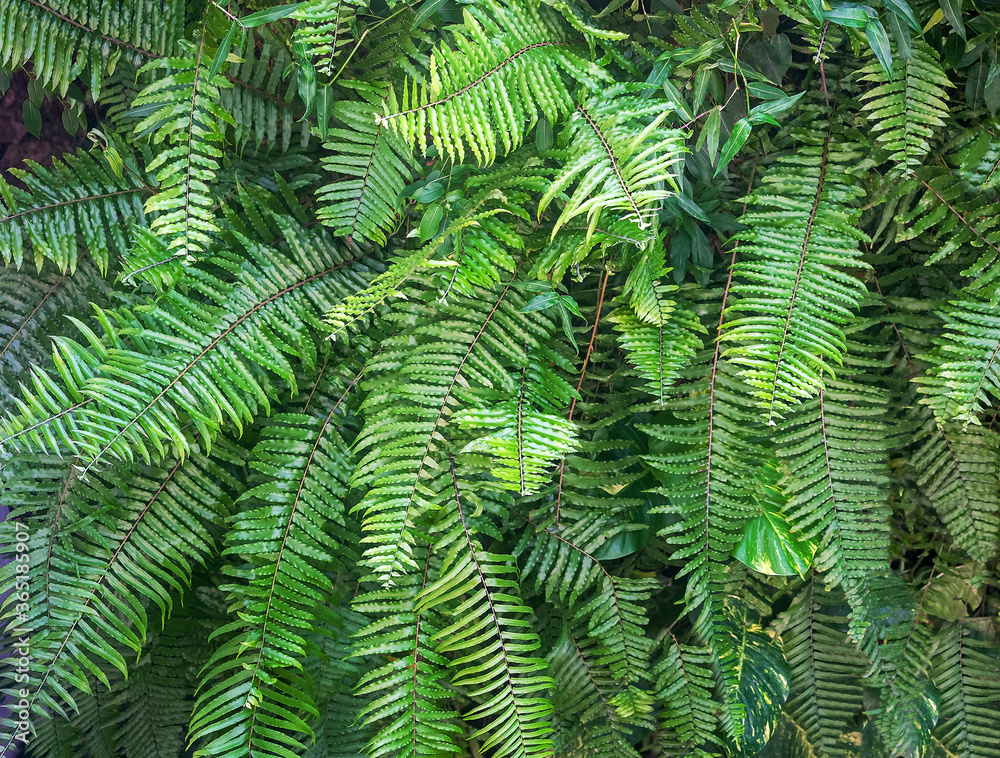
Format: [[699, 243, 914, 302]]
[[967, 61, 988, 109], [22, 100, 41, 137], [888, 10, 913, 60], [208, 22, 238, 81], [715, 118, 751, 176], [240, 2, 302, 27], [521, 291, 561, 312], [733, 506, 816, 577], [939, 0, 966, 38], [884, 0, 922, 31], [824, 3, 875, 27], [419, 204, 444, 242], [866, 20, 894, 79], [535, 117, 553, 151], [413, 0, 451, 26], [673, 192, 710, 223]]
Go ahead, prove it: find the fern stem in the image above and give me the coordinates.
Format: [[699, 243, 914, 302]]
[[556, 266, 608, 527], [377, 40, 574, 124], [0, 188, 147, 224]]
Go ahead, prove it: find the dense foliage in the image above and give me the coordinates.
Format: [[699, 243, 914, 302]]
[[2, 0, 1000, 757]]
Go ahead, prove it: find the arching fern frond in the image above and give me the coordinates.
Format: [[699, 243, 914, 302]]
[[538, 91, 684, 238], [190, 403, 359, 758], [723, 125, 869, 423], [910, 417, 1000, 564], [352, 554, 461, 758], [0, 150, 148, 273], [0, 0, 184, 96], [653, 640, 719, 758], [1, 229, 378, 473], [0, 447, 240, 755], [417, 462, 554, 758], [293, 0, 367, 76], [915, 298, 1000, 427], [932, 623, 1000, 758], [858, 40, 951, 175], [132, 50, 233, 265], [777, 580, 866, 758], [317, 99, 417, 247], [379, 0, 601, 164]]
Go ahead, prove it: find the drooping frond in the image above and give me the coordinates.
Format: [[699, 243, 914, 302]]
[[0, 258, 110, 402], [778, 580, 866, 758], [0, 447, 240, 754], [0, 0, 184, 96], [915, 298, 1000, 427], [548, 627, 642, 758], [537, 90, 684, 237], [858, 40, 951, 175], [380, 0, 600, 164], [1, 228, 378, 473], [932, 623, 1000, 758], [352, 554, 462, 758], [455, 353, 579, 496], [775, 371, 895, 590], [292, 0, 367, 76], [190, 400, 359, 758], [131, 49, 233, 264], [317, 99, 417, 246], [893, 170, 1000, 304], [910, 416, 1000, 564], [653, 640, 720, 758], [352, 273, 556, 585], [0, 150, 148, 272], [221, 28, 310, 151], [609, 296, 705, 405], [417, 461, 554, 758], [722, 124, 869, 423]]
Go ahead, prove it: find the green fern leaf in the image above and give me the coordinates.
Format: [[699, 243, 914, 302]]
[[722, 127, 870, 423]]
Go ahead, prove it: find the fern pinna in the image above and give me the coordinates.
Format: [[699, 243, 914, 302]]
[[3, 1, 1000, 758]]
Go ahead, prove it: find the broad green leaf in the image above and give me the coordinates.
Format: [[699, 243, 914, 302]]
[[866, 20, 894, 78], [939, 0, 965, 38], [23, 100, 41, 137], [749, 91, 805, 120], [240, 2, 302, 27], [888, 10, 913, 60], [715, 118, 751, 175], [733, 506, 817, 577], [674, 192, 711, 223], [536, 117, 553, 151], [967, 61, 988, 109], [413, 0, 450, 26], [208, 22, 239, 81], [521, 291, 560, 312], [884, 0, 922, 31], [824, 3, 876, 28], [419, 205, 444, 242]]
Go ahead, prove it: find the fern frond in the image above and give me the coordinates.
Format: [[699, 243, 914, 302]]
[[653, 640, 719, 757], [859, 40, 951, 175], [722, 126, 869, 423], [317, 99, 417, 246], [910, 417, 1000, 564], [0, 447, 239, 754], [222, 28, 309, 151], [915, 298, 1000, 427], [0, 150, 148, 273], [417, 459, 554, 758], [190, 403, 358, 758], [380, 0, 598, 164], [293, 0, 367, 76], [776, 373, 895, 589], [548, 627, 642, 758], [933, 623, 1000, 758], [352, 273, 555, 585], [352, 553, 461, 758], [132, 50, 233, 264], [455, 355, 579, 496], [0, 257, 110, 403], [0, 0, 184, 96], [778, 580, 866, 758], [609, 298, 705, 405], [538, 91, 684, 238], [1, 229, 377, 473]]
